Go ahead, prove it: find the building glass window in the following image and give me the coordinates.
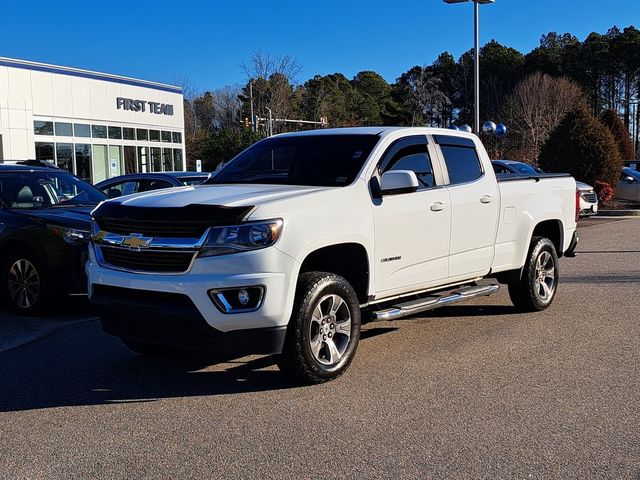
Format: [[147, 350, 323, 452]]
[[92, 125, 107, 139], [74, 123, 91, 137], [75, 144, 92, 182], [56, 143, 74, 173], [108, 126, 122, 140], [136, 129, 148, 141], [172, 132, 182, 144], [161, 131, 171, 142], [34, 121, 54, 136], [35, 142, 55, 161], [149, 130, 160, 142], [123, 128, 135, 140], [55, 122, 73, 137], [137, 146, 148, 173], [124, 146, 137, 174], [150, 147, 162, 171], [173, 149, 184, 170], [162, 148, 173, 171]]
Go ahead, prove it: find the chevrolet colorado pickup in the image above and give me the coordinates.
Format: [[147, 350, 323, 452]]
[[88, 127, 579, 383]]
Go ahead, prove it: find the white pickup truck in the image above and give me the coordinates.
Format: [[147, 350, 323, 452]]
[[88, 127, 579, 383]]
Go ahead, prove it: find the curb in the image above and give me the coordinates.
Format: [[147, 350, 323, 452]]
[[596, 210, 640, 217]]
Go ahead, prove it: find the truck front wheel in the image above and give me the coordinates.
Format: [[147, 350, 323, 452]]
[[508, 236, 559, 312], [277, 272, 361, 384]]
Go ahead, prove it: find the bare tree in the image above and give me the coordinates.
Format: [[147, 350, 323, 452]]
[[241, 51, 302, 83], [502, 73, 585, 164], [241, 51, 302, 134], [414, 69, 451, 127]]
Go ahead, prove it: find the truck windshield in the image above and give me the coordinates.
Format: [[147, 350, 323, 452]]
[[208, 134, 380, 187]]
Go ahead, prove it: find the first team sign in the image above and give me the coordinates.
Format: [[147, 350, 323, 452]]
[[116, 97, 174, 116]]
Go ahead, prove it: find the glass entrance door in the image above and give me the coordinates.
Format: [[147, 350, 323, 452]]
[[108, 145, 122, 178], [93, 145, 108, 183], [124, 146, 137, 174]]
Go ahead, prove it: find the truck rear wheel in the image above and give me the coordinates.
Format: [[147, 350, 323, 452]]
[[277, 272, 361, 384], [508, 236, 559, 312]]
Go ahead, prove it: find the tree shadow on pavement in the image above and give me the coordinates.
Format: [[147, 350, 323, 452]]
[[0, 321, 399, 412]]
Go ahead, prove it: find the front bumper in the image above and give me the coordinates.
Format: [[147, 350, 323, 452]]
[[92, 284, 287, 355], [86, 244, 298, 336]]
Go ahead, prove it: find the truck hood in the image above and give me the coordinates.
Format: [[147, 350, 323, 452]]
[[14, 206, 93, 230], [111, 183, 329, 208]]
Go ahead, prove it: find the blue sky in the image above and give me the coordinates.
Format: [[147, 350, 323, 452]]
[[1, 0, 637, 92]]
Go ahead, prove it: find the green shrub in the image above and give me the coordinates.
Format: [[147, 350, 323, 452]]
[[599, 109, 636, 160], [539, 105, 622, 194]]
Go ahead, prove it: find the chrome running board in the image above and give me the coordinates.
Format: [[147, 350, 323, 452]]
[[372, 284, 500, 322]]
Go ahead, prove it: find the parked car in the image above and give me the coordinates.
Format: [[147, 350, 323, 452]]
[[96, 172, 212, 198], [491, 159, 543, 176], [616, 167, 640, 203], [89, 127, 578, 384], [0, 165, 107, 313], [492, 160, 598, 216]]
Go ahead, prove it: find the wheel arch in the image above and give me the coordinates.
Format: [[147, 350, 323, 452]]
[[298, 242, 370, 304]]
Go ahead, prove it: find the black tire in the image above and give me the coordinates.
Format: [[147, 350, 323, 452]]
[[2, 249, 48, 314], [277, 272, 361, 384], [120, 338, 180, 357], [508, 236, 559, 312]]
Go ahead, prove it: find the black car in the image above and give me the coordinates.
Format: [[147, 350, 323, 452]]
[[0, 165, 107, 313], [95, 172, 211, 198]]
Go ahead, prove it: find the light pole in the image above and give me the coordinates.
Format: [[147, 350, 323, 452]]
[[444, 0, 495, 134]]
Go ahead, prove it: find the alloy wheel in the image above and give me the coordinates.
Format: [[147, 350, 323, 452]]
[[534, 250, 556, 302], [308, 294, 352, 366], [8, 259, 40, 310]]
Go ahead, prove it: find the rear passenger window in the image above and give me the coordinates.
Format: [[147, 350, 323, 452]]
[[440, 145, 483, 185]]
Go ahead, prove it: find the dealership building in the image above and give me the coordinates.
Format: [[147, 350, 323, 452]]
[[0, 56, 185, 183]]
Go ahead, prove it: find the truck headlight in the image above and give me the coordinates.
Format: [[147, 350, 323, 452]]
[[199, 219, 283, 257], [47, 225, 91, 244]]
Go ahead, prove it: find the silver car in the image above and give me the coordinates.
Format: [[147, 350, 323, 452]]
[[617, 167, 640, 203]]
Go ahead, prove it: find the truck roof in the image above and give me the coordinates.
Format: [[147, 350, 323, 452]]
[[274, 126, 479, 140]]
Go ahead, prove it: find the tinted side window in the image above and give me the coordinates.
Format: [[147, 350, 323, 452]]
[[441, 146, 483, 185], [138, 179, 173, 192], [492, 163, 511, 174], [384, 145, 435, 189]]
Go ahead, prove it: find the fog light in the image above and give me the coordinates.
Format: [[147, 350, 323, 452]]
[[238, 289, 250, 306], [209, 286, 265, 314]]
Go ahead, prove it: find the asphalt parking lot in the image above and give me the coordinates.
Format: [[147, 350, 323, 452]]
[[1, 217, 639, 479]]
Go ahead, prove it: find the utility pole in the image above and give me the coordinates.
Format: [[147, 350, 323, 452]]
[[444, 0, 495, 134]]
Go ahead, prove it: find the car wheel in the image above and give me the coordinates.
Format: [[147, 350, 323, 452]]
[[277, 272, 361, 384], [508, 236, 559, 312], [2, 250, 47, 314], [120, 338, 180, 357]]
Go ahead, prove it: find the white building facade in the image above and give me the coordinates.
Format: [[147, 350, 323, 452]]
[[0, 57, 185, 183]]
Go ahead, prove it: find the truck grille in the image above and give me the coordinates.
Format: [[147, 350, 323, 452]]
[[581, 192, 598, 203], [96, 218, 208, 238], [99, 247, 195, 273]]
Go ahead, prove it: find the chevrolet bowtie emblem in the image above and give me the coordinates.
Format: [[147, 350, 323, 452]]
[[121, 233, 153, 251]]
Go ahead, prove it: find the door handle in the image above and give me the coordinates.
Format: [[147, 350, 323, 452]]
[[430, 202, 448, 212], [480, 194, 495, 204]]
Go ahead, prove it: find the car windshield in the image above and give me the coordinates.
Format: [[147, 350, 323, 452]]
[[510, 163, 539, 175], [207, 134, 380, 187], [181, 176, 209, 186], [0, 171, 107, 210]]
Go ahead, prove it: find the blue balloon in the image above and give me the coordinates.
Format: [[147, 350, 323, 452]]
[[495, 124, 507, 137], [449, 125, 459, 130]]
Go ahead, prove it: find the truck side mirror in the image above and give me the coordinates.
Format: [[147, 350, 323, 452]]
[[380, 170, 419, 195]]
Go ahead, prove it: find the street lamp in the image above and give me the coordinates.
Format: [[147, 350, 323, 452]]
[[444, 0, 495, 134]]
